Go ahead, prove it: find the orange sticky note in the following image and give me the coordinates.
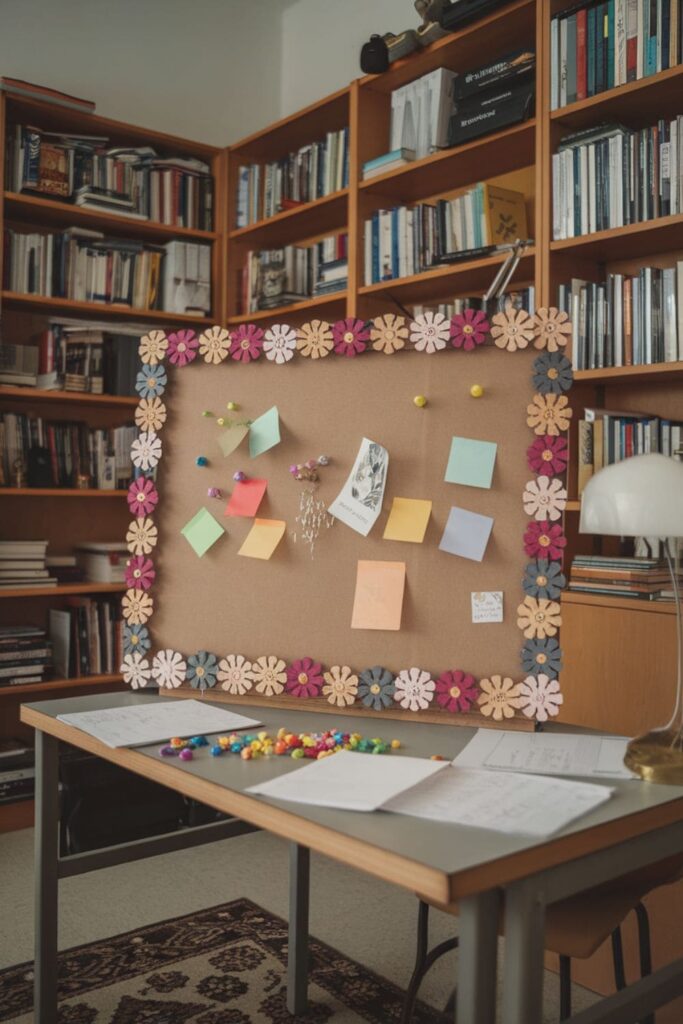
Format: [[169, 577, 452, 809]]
[[238, 519, 286, 560], [351, 560, 406, 631], [226, 478, 267, 517]]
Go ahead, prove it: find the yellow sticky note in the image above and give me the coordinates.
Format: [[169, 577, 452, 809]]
[[351, 560, 406, 631], [383, 497, 432, 543], [238, 518, 286, 560], [218, 424, 249, 458]]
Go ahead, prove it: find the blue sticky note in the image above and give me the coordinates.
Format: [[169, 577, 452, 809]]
[[445, 436, 497, 489], [439, 506, 494, 562], [181, 507, 225, 557], [249, 406, 281, 458]]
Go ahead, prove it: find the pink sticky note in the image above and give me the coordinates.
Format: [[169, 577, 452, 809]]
[[225, 478, 267, 518]]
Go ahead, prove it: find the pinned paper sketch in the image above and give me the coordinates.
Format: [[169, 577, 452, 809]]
[[249, 406, 281, 458], [328, 437, 388, 536], [383, 497, 432, 543], [445, 437, 497, 488], [226, 478, 267, 518], [218, 424, 249, 458], [238, 519, 286, 560], [351, 560, 406, 631], [471, 591, 503, 623], [439, 507, 494, 562], [181, 507, 225, 557]]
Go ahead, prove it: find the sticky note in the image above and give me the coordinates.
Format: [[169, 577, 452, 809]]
[[181, 507, 225, 557], [471, 591, 504, 623], [226, 478, 267, 517], [238, 519, 286, 560], [439, 507, 494, 562], [383, 497, 432, 543], [218, 424, 249, 458], [351, 560, 406, 631], [445, 437, 497, 489], [249, 406, 280, 458]]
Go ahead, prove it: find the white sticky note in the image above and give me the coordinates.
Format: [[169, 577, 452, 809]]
[[471, 591, 504, 623]]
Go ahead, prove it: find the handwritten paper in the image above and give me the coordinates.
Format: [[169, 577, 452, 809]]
[[445, 437, 497, 488], [181, 507, 225, 557], [351, 560, 406, 630], [218, 424, 249, 457], [238, 519, 286, 560], [452, 730, 634, 781], [471, 591, 504, 623], [328, 437, 388, 536], [249, 406, 280, 458], [226, 478, 267, 517], [439, 507, 494, 562], [383, 497, 432, 543]]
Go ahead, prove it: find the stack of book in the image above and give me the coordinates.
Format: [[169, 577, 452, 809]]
[[551, 1, 681, 110], [577, 407, 683, 492], [49, 597, 124, 678], [242, 234, 348, 313], [568, 555, 678, 601], [552, 116, 683, 240], [363, 183, 527, 285], [0, 737, 35, 807], [75, 542, 129, 583], [448, 49, 535, 148], [412, 287, 536, 322], [0, 540, 56, 591], [559, 265, 683, 370], [362, 148, 415, 180], [45, 554, 85, 585], [236, 128, 349, 226], [0, 413, 135, 489], [390, 68, 456, 159], [0, 625, 53, 686], [28, 319, 143, 395]]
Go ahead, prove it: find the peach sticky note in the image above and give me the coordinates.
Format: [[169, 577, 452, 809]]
[[383, 497, 432, 543], [351, 560, 406, 631], [226, 478, 267, 517], [238, 519, 286, 560]]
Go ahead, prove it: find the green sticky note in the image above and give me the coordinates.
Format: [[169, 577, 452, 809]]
[[181, 507, 225, 557], [249, 406, 280, 458], [445, 437, 497, 489]]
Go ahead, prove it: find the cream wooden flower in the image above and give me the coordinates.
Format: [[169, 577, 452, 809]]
[[126, 517, 158, 556], [218, 654, 255, 695], [199, 325, 230, 364], [130, 431, 162, 471], [151, 649, 187, 689], [522, 476, 567, 521], [252, 655, 287, 696], [477, 675, 522, 721], [409, 312, 449, 354], [532, 307, 572, 352], [322, 665, 359, 707], [135, 397, 167, 433], [526, 394, 572, 436], [296, 319, 333, 359], [490, 306, 534, 352], [517, 596, 562, 639], [120, 652, 151, 689], [263, 324, 297, 364], [394, 668, 435, 711], [517, 674, 563, 722], [370, 313, 408, 354], [138, 330, 168, 366], [122, 588, 153, 626]]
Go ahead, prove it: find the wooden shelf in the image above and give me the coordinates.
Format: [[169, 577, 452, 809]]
[[551, 65, 683, 132], [565, 500, 581, 512], [229, 86, 349, 161], [4, 192, 217, 242], [0, 583, 125, 599], [229, 189, 348, 248], [0, 672, 124, 698], [0, 488, 127, 497], [228, 291, 347, 325], [550, 215, 683, 263], [563, 591, 677, 615], [1, 291, 214, 325], [574, 362, 683, 385], [0, 385, 137, 407]]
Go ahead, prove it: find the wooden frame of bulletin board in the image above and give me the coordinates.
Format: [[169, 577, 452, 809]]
[[120, 310, 573, 729]]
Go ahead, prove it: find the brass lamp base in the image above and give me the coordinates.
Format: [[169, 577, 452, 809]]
[[624, 729, 683, 784]]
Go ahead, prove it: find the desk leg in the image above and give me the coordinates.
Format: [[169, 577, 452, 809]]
[[287, 842, 310, 1015], [501, 880, 546, 1024], [34, 730, 59, 1024], [456, 889, 500, 1024]]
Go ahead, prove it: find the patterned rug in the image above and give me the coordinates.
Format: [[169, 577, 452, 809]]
[[0, 898, 444, 1023]]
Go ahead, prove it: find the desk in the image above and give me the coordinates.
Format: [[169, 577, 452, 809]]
[[21, 691, 683, 1024]]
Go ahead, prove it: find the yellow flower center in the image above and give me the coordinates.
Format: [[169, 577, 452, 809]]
[[196, 666, 205, 677], [344, 331, 355, 344], [535, 612, 545, 623], [546, 322, 556, 333], [537, 653, 547, 664], [137, 493, 145, 502], [449, 685, 461, 699], [543, 410, 553, 420], [177, 342, 186, 353], [240, 338, 250, 350], [384, 329, 395, 340], [536, 574, 548, 586], [133, 568, 141, 578], [148, 379, 157, 389], [542, 450, 553, 461], [298, 672, 309, 685], [370, 683, 381, 695], [547, 367, 558, 379], [539, 535, 550, 547], [492, 692, 507, 704], [463, 324, 474, 335], [131, 635, 138, 645], [509, 325, 517, 334]]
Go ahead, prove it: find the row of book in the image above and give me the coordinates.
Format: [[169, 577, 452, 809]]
[[0, 622, 52, 685], [362, 184, 528, 286], [236, 128, 350, 226], [49, 598, 125, 679], [5, 124, 214, 229], [568, 555, 678, 601], [0, 735, 34, 807], [551, 0, 682, 110], [577, 408, 683, 493], [553, 117, 683, 240], [558, 264, 683, 369], [411, 287, 536, 322], [0, 413, 135, 489], [242, 234, 348, 314]]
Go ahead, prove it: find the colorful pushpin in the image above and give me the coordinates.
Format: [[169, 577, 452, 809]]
[[470, 384, 484, 398], [413, 395, 427, 408], [196, 456, 208, 467], [233, 470, 247, 482], [317, 455, 330, 466], [179, 748, 193, 761], [207, 487, 222, 499], [202, 411, 214, 418], [217, 417, 226, 426], [227, 401, 239, 411]]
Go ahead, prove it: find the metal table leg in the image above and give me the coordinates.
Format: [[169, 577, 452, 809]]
[[34, 730, 59, 1024], [501, 879, 546, 1024], [287, 842, 310, 1014], [456, 889, 501, 1024]]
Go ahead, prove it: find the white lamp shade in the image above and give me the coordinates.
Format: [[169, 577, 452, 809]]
[[580, 453, 683, 538]]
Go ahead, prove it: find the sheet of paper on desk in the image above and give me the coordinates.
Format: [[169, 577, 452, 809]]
[[385, 766, 613, 837], [452, 729, 634, 780], [247, 749, 447, 812], [57, 700, 261, 749]]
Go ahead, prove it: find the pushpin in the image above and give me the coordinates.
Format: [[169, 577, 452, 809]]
[[227, 401, 239, 411], [202, 411, 214, 418], [470, 384, 484, 398], [217, 417, 226, 426], [413, 395, 427, 408], [207, 487, 222, 499], [233, 470, 247, 482], [179, 748, 193, 761], [196, 455, 208, 467], [317, 455, 330, 466]]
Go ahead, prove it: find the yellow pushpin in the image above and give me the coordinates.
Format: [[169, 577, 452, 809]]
[[217, 417, 226, 426], [413, 395, 427, 408], [227, 401, 239, 411], [470, 384, 484, 398]]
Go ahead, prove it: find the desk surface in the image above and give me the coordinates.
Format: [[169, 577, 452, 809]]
[[21, 691, 683, 903]]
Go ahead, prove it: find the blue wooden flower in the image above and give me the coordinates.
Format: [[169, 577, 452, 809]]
[[357, 666, 395, 711], [532, 352, 573, 395], [521, 638, 563, 678], [135, 365, 167, 399], [522, 559, 567, 600], [186, 650, 219, 690], [123, 623, 151, 657]]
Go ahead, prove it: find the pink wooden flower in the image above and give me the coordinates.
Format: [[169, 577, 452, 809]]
[[230, 324, 264, 363], [332, 318, 369, 357], [522, 476, 567, 521], [450, 309, 489, 351], [124, 555, 155, 591], [523, 521, 567, 561], [286, 657, 324, 698], [127, 477, 159, 518], [167, 329, 198, 367], [527, 436, 568, 476], [435, 670, 479, 713]]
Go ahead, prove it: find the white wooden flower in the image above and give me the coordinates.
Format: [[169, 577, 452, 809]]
[[135, 397, 167, 433], [138, 330, 168, 366], [263, 324, 297, 364], [120, 652, 151, 689], [126, 517, 158, 556], [322, 665, 359, 707], [151, 649, 187, 689], [394, 668, 435, 711], [522, 476, 567, 521], [199, 325, 230, 364], [252, 655, 287, 696], [517, 673, 563, 722], [409, 312, 450, 354], [218, 654, 255, 695], [131, 431, 162, 472]]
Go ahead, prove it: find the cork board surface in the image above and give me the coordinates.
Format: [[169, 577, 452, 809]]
[[151, 344, 534, 685]]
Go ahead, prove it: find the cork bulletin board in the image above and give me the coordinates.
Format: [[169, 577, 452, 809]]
[[122, 312, 573, 727]]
